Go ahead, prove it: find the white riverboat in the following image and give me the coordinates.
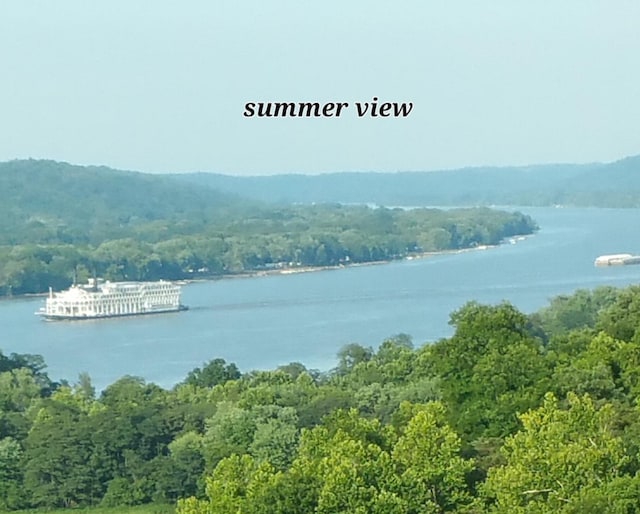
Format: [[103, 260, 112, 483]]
[[594, 254, 640, 267], [38, 279, 187, 320]]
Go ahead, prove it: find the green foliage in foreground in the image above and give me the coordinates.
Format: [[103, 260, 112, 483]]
[[5, 285, 640, 512], [3, 505, 174, 514]]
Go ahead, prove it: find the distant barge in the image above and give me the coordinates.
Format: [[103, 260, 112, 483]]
[[594, 254, 640, 267], [37, 279, 188, 320]]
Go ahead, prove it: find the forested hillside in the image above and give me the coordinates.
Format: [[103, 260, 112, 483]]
[[3, 285, 640, 512], [172, 154, 640, 207], [0, 160, 536, 296], [0, 159, 246, 245]]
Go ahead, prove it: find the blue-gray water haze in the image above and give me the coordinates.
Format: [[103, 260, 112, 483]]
[[2, 207, 640, 390]]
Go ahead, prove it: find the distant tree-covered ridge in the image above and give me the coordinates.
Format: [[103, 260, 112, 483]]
[[0, 159, 247, 246], [0, 160, 536, 296], [172, 154, 640, 207], [3, 285, 640, 511]]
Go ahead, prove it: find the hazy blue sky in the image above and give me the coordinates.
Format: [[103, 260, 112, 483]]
[[1, 1, 639, 174]]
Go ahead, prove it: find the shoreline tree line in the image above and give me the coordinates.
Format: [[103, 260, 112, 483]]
[[0, 205, 537, 298]]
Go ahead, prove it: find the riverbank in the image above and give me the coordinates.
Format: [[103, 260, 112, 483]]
[[1, 235, 532, 300], [186, 237, 527, 283]]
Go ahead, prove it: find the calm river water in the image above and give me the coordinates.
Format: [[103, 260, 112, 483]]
[[2, 207, 640, 390]]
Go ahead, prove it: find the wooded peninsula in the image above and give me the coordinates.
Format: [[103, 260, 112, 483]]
[[0, 160, 536, 296]]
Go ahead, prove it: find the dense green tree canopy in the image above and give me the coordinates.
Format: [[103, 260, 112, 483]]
[[484, 393, 633, 513], [5, 284, 640, 511], [0, 204, 536, 296]]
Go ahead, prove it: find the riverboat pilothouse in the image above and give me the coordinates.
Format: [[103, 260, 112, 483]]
[[38, 279, 187, 320]]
